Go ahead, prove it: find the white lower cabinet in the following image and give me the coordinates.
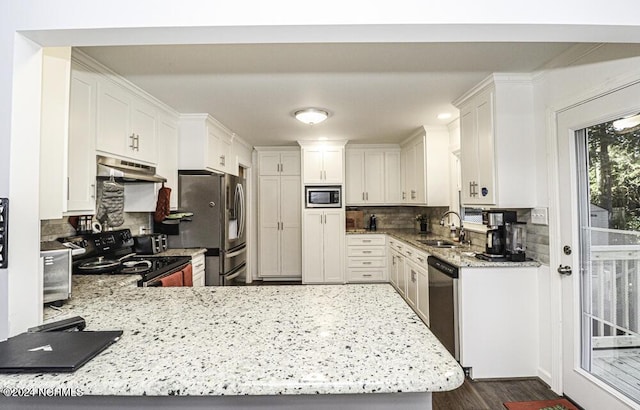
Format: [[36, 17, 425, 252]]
[[191, 254, 206, 287], [302, 210, 344, 284], [346, 234, 387, 283], [458, 266, 538, 378], [387, 237, 429, 325]]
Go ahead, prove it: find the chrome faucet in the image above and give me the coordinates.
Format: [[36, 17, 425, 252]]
[[439, 210, 467, 244]]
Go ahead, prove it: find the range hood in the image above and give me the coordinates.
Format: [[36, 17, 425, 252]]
[[96, 155, 167, 183]]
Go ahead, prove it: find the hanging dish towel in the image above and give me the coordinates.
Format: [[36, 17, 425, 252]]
[[154, 184, 172, 223], [96, 178, 125, 228]]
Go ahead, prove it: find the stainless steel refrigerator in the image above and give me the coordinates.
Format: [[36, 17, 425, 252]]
[[167, 171, 246, 285]]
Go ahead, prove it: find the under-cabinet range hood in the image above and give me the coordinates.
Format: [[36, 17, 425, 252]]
[[96, 155, 167, 183]]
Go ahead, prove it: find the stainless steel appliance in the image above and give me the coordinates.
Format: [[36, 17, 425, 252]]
[[133, 233, 168, 254], [427, 255, 459, 360], [477, 210, 517, 260], [61, 229, 190, 287], [40, 241, 72, 306], [305, 186, 341, 208], [96, 155, 166, 183], [167, 171, 247, 286]]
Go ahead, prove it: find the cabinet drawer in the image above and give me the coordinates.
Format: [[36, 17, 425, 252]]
[[388, 239, 404, 252], [347, 247, 386, 257], [404, 246, 427, 265], [192, 270, 205, 287], [347, 235, 386, 246], [346, 268, 386, 282], [348, 257, 386, 268]]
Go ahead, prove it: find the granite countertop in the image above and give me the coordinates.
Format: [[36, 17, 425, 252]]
[[15, 282, 464, 397], [347, 228, 540, 268], [143, 248, 207, 258]]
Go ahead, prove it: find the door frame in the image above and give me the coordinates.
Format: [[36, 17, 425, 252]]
[[546, 78, 640, 407]]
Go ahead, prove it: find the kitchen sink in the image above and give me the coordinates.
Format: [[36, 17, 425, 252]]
[[417, 239, 457, 248]]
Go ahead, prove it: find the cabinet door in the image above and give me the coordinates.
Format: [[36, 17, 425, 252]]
[[96, 81, 129, 156], [280, 152, 301, 176], [218, 134, 233, 174], [258, 152, 281, 176], [389, 250, 399, 289], [364, 150, 385, 203], [413, 138, 426, 203], [323, 210, 345, 283], [384, 151, 402, 203], [303, 211, 325, 283], [404, 145, 416, 202], [406, 261, 418, 308], [345, 150, 365, 204], [67, 68, 97, 214], [259, 176, 281, 277], [280, 176, 301, 277], [322, 148, 343, 183], [397, 254, 406, 297], [303, 149, 324, 183], [460, 105, 478, 204], [475, 90, 496, 204], [156, 114, 179, 209], [130, 98, 157, 164], [416, 266, 429, 325], [206, 127, 220, 171]]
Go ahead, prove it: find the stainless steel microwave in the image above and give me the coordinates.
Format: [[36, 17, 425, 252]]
[[305, 186, 342, 208]]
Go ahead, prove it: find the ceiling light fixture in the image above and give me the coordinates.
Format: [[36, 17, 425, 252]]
[[437, 113, 452, 120], [294, 108, 329, 125]]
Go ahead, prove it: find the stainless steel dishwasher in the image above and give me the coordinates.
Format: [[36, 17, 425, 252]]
[[427, 255, 459, 361]]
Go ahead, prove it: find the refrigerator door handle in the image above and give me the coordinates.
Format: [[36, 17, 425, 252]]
[[224, 264, 246, 283], [237, 183, 246, 238], [225, 247, 247, 259]]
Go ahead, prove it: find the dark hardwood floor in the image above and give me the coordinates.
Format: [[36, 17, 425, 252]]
[[433, 378, 564, 410]]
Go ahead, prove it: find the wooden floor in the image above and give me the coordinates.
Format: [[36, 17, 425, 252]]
[[592, 348, 640, 402], [432, 378, 564, 410]]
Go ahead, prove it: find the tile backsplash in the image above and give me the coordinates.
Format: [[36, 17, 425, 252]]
[[41, 212, 152, 242]]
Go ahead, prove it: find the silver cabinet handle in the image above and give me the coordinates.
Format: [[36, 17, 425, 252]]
[[129, 133, 136, 150], [406, 251, 412, 256], [135, 134, 140, 151], [417, 257, 424, 262], [362, 262, 372, 265], [402, 192, 406, 200], [366, 192, 368, 200], [411, 271, 416, 282], [281, 163, 284, 173], [362, 274, 372, 277], [362, 251, 372, 254], [362, 240, 371, 243]]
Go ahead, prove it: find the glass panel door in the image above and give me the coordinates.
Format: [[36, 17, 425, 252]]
[[576, 115, 640, 404]]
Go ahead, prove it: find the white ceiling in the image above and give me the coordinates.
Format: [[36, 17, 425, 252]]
[[78, 42, 578, 146]]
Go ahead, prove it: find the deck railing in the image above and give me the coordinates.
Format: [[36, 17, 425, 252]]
[[588, 227, 640, 347]]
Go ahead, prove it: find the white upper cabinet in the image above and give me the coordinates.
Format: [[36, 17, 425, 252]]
[[96, 81, 157, 165], [67, 62, 97, 215], [300, 142, 346, 184], [156, 112, 180, 209], [178, 114, 239, 176], [400, 127, 449, 206], [453, 74, 535, 207], [257, 149, 300, 176], [345, 146, 395, 205]]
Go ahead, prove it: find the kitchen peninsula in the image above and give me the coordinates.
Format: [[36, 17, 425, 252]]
[[0, 277, 463, 409]]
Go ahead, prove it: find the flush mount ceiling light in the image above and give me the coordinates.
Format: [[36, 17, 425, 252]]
[[437, 112, 452, 120], [294, 108, 329, 125]]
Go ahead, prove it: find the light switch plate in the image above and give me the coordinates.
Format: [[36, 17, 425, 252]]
[[531, 207, 548, 225]]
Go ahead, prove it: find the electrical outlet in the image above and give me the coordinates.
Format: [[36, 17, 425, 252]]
[[531, 207, 548, 225]]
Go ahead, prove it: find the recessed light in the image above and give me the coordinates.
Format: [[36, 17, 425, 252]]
[[437, 113, 452, 120]]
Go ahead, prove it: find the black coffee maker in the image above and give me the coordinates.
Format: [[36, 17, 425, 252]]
[[481, 210, 517, 258]]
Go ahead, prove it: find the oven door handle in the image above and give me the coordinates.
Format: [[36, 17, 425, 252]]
[[225, 247, 247, 259]]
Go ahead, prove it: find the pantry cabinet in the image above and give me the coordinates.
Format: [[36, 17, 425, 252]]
[[257, 150, 300, 176], [300, 142, 345, 184], [453, 74, 535, 207], [302, 210, 345, 284], [400, 126, 449, 206], [96, 81, 157, 164], [178, 114, 238, 176]]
